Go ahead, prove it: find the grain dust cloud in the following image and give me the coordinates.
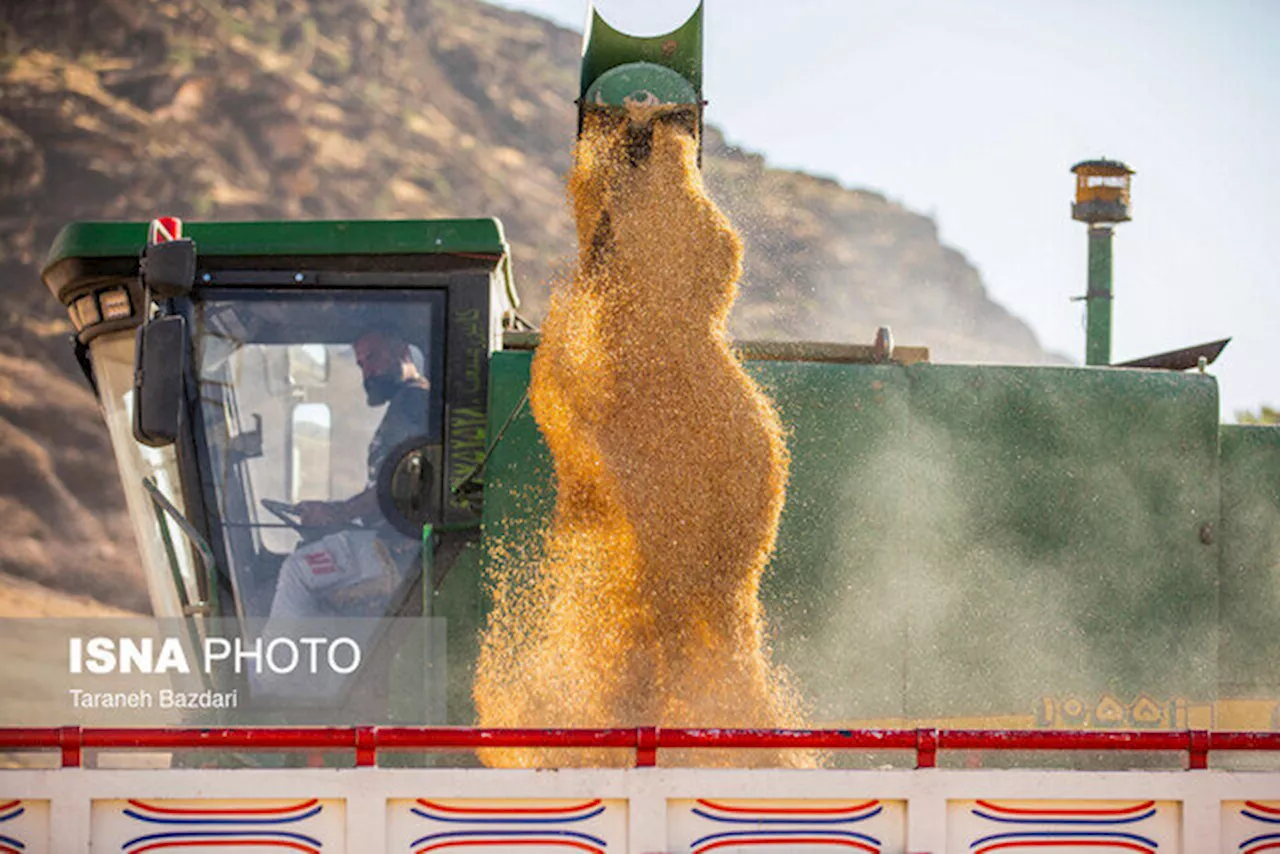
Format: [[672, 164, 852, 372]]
[[474, 107, 814, 767]]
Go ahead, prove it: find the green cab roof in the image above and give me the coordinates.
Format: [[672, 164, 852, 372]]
[[43, 218, 510, 273]]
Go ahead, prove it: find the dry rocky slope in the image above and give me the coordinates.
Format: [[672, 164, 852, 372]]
[[0, 0, 1055, 612]]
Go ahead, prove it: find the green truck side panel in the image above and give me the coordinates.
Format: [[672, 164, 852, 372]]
[[1220, 424, 1280, 694], [762, 361, 911, 720], [43, 219, 510, 272], [888, 365, 1219, 719], [473, 352, 1226, 724]]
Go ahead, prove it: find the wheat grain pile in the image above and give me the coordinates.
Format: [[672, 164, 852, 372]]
[[474, 108, 813, 767]]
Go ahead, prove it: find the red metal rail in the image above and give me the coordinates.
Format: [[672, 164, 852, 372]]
[[2, 727, 1279, 769]]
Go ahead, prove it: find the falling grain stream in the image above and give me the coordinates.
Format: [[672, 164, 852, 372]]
[[475, 108, 816, 767]]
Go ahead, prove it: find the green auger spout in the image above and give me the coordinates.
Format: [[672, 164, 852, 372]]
[[577, 1, 704, 164]]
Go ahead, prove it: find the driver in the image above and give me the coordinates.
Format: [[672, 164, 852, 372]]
[[265, 330, 431, 620]]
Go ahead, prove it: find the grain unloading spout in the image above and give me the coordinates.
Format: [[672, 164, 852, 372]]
[[578, 1, 704, 164]]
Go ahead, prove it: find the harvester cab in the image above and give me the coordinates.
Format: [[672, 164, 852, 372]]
[[41, 218, 513, 718]]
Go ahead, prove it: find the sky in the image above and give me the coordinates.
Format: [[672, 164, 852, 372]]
[[488, 0, 1279, 420]]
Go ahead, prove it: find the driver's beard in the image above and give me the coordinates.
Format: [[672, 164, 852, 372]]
[[363, 374, 401, 407]]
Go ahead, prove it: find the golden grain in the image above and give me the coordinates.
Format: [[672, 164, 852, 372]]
[[474, 110, 815, 767]]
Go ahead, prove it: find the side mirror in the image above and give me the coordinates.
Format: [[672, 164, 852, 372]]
[[133, 315, 189, 447], [140, 238, 197, 300], [376, 439, 444, 538]]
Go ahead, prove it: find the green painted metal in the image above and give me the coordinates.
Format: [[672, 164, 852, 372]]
[[474, 352, 1229, 725], [579, 2, 703, 103], [583, 62, 698, 109], [42, 217, 519, 329], [1219, 425, 1280, 696], [440, 356, 545, 725], [880, 364, 1219, 722], [1085, 225, 1114, 366], [43, 218, 509, 270]]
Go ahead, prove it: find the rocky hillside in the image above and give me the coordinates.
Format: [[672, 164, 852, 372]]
[[0, 0, 1054, 611]]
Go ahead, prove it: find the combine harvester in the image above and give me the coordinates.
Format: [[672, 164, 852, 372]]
[[5, 3, 1280, 851]]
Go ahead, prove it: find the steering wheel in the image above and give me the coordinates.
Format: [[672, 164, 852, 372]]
[[261, 498, 308, 533]]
